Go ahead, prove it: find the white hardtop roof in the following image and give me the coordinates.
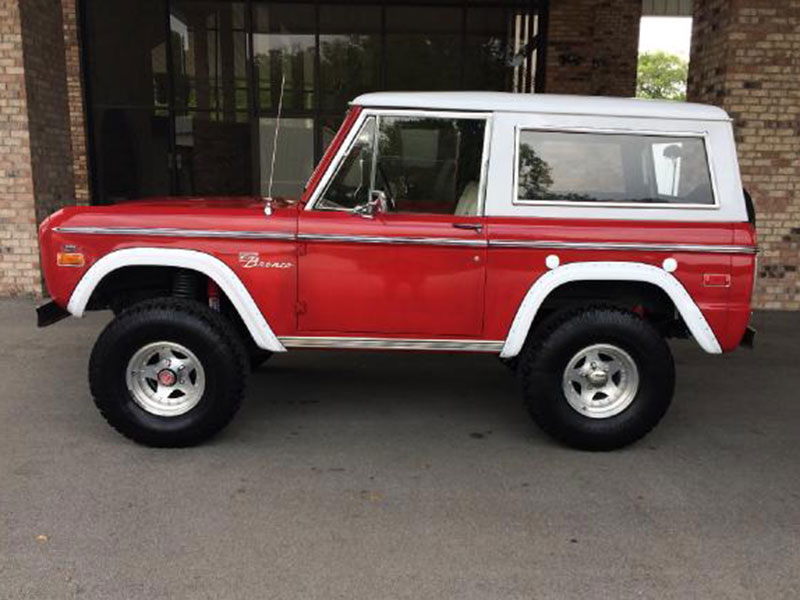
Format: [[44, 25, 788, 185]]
[[352, 92, 730, 122]]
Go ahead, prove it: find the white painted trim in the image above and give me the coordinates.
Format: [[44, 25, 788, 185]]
[[499, 261, 722, 358], [351, 92, 731, 122], [66, 248, 286, 353]]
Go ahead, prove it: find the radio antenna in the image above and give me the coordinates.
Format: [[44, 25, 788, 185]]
[[265, 73, 286, 208]]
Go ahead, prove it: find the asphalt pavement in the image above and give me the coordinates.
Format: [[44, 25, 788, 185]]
[[1, 298, 798, 599]]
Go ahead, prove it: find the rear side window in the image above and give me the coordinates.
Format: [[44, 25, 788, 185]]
[[515, 130, 715, 206]]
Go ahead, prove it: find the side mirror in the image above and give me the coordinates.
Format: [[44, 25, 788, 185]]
[[353, 190, 388, 219]]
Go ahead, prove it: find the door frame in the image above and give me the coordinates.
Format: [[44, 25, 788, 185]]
[[295, 107, 494, 338]]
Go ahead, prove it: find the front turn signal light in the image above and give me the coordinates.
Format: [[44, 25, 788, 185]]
[[57, 252, 85, 267]]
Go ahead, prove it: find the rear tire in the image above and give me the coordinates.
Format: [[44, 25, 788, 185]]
[[498, 356, 519, 373], [519, 307, 674, 451], [89, 298, 248, 447]]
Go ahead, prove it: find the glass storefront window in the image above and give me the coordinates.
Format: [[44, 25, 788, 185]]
[[464, 7, 512, 91], [86, 0, 168, 107], [319, 5, 381, 110], [84, 0, 541, 204], [385, 6, 461, 91], [259, 118, 315, 198], [253, 3, 315, 112], [173, 110, 252, 196], [92, 108, 171, 204], [170, 2, 248, 114]]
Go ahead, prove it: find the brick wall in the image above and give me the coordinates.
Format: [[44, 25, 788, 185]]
[[688, 0, 800, 309], [20, 0, 75, 225], [0, 0, 83, 296], [0, 0, 39, 295], [545, 0, 642, 96], [61, 0, 89, 206]]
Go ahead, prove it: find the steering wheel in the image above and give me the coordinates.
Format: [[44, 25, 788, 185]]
[[376, 163, 397, 212]]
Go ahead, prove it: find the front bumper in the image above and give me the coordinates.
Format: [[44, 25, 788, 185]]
[[36, 301, 70, 327]]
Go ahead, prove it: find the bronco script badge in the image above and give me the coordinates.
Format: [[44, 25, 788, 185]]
[[238, 252, 293, 269]]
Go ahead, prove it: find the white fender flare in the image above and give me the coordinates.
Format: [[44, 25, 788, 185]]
[[67, 247, 286, 352], [499, 261, 722, 358]]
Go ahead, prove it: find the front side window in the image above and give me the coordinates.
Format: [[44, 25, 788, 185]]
[[516, 130, 715, 206], [318, 117, 376, 210], [317, 114, 486, 215]]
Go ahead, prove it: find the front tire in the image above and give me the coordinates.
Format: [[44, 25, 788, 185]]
[[89, 298, 248, 447], [519, 307, 675, 451]]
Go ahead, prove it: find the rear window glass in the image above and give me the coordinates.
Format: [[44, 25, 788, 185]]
[[516, 130, 715, 206]]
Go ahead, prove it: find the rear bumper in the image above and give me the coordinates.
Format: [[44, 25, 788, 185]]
[[740, 325, 756, 349], [36, 301, 70, 327]]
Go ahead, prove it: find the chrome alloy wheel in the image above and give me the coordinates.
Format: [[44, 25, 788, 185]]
[[125, 341, 206, 417], [561, 343, 640, 419]]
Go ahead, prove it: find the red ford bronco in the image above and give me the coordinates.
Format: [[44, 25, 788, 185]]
[[37, 92, 757, 450]]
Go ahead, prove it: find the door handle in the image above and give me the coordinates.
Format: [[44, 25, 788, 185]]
[[452, 223, 483, 232]]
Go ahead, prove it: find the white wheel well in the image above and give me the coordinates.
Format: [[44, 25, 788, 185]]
[[67, 248, 285, 352], [500, 261, 722, 358]]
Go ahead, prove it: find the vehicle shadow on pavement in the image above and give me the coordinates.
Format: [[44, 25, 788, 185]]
[[237, 350, 530, 437]]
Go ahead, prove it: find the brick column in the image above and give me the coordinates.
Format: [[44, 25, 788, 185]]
[[0, 0, 40, 295], [688, 1, 800, 309], [20, 0, 75, 225], [544, 0, 642, 96], [0, 0, 84, 296], [62, 0, 90, 206]]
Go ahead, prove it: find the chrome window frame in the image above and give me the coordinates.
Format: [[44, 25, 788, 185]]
[[511, 125, 721, 210], [306, 108, 493, 217]]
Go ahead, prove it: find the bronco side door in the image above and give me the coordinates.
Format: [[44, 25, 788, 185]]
[[295, 111, 490, 339]]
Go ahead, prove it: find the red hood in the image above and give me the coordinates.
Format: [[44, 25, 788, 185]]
[[43, 195, 301, 234]]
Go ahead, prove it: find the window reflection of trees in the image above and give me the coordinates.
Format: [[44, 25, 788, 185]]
[[517, 144, 552, 199], [517, 144, 592, 202], [320, 35, 380, 110]]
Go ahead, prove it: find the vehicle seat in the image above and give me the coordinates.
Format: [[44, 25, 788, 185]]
[[454, 181, 479, 216]]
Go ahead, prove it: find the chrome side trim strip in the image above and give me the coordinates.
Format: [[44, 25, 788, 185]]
[[54, 226, 295, 241], [54, 227, 755, 254], [297, 233, 487, 248], [490, 239, 758, 255], [278, 336, 504, 352]]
